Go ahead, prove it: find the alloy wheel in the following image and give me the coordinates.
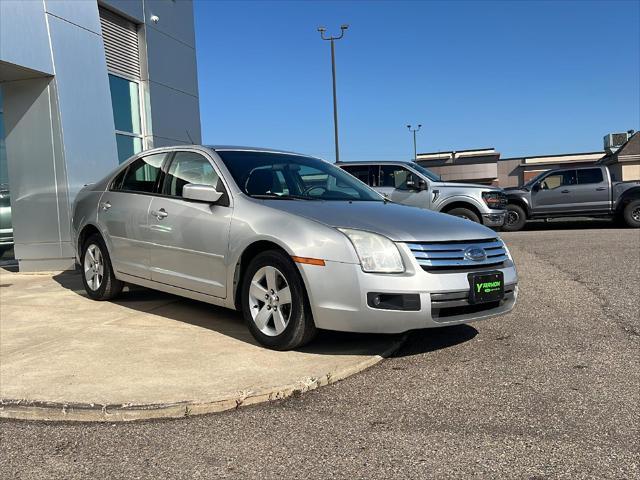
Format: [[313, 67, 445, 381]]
[[248, 266, 292, 336], [506, 210, 519, 226], [632, 206, 640, 223], [84, 243, 104, 291]]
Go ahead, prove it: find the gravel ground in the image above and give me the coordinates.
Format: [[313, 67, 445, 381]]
[[1, 226, 639, 479]]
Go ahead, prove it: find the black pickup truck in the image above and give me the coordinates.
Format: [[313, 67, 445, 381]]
[[503, 165, 640, 231]]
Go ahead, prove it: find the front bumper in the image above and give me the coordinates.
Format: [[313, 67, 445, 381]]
[[481, 212, 506, 227], [298, 253, 518, 334]]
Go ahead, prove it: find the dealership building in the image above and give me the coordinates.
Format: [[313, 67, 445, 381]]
[[0, 0, 200, 271], [416, 131, 639, 187]]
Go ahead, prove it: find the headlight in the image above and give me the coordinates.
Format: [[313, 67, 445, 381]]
[[482, 191, 506, 209], [338, 228, 405, 273]]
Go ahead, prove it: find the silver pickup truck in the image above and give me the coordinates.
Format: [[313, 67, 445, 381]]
[[337, 161, 507, 227]]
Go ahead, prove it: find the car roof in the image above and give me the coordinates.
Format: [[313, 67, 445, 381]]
[[335, 160, 414, 166]]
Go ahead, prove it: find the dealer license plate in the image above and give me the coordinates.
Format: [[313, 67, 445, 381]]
[[468, 271, 504, 304]]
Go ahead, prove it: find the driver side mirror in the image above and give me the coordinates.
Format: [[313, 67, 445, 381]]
[[532, 183, 540, 192], [183, 183, 223, 203], [406, 176, 427, 191]]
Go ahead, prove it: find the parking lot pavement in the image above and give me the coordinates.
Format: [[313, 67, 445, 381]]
[[1, 226, 638, 479]]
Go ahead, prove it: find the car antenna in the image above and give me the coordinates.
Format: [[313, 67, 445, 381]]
[[185, 129, 194, 145]]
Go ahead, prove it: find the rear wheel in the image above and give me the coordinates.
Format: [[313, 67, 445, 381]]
[[503, 204, 527, 232], [81, 234, 123, 300], [622, 199, 640, 228], [241, 250, 316, 350], [446, 207, 480, 223]]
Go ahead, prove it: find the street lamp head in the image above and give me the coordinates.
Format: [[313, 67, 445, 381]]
[[406, 124, 411, 129], [418, 124, 422, 128], [341, 24, 349, 30], [317, 26, 326, 33]]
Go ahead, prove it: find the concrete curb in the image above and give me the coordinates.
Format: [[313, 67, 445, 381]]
[[0, 334, 407, 422]]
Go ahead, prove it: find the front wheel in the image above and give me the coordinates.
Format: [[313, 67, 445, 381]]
[[622, 199, 640, 228], [503, 204, 527, 232], [81, 234, 123, 300], [446, 207, 480, 223], [241, 250, 317, 350]]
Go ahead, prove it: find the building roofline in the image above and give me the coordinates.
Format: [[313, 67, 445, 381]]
[[418, 147, 495, 156], [500, 151, 605, 161]]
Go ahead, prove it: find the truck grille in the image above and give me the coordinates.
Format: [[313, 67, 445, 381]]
[[405, 238, 509, 272]]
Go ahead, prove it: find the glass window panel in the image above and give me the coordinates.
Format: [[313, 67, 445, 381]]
[[115, 134, 142, 163], [120, 154, 164, 193], [380, 165, 415, 190], [341, 165, 371, 185], [108, 74, 141, 135], [577, 168, 604, 184], [163, 152, 221, 197]]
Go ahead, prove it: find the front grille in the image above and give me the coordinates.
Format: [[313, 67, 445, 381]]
[[406, 238, 509, 272]]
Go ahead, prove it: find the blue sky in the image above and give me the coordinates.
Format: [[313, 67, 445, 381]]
[[194, 0, 640, 160]]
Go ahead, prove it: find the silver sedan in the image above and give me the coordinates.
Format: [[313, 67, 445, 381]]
[[72, 146, 518, 350]]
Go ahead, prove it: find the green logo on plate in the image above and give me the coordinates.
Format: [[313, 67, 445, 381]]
[[476, 281, 501, 293]]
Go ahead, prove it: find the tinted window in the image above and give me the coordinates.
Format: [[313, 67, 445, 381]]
[[540, 170, 577, 190], [380, 165, 417, 190], [217, 151, 382, 202], [577, 168, 604, 185], [119, 154, 165, 193], [341, 165, 372, 185], [163, 152, 222, 197]]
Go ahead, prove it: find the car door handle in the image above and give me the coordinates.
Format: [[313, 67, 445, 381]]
[[150, 208, 168, 220], [560, 190, 570, 193], [595, 187, 606, 191], [100, 201, 111, 211]]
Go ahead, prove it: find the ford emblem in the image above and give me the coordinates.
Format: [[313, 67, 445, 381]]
[[464, 246, 487, 262]]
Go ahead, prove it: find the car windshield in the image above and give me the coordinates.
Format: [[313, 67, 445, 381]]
[[409, 162, 441, 181], [216, 150, 384, 202]]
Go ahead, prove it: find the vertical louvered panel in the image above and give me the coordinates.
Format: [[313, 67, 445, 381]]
[[99, 7, 140, 80]]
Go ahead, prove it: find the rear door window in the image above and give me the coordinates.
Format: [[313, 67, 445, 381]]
[[117, 154, 166, 194], [577, 168, 604, 185], [341, 165, 373, 186]]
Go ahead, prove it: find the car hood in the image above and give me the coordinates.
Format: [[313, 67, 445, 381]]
[[503, 186, 528, 194], [255, 200, 497, 242], [433, 182, 501, 191]]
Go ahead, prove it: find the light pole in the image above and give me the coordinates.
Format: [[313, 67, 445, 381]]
[[318, 24, 348, 162], [407, 124, 422, 162]]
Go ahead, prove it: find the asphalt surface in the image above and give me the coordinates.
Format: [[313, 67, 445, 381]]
[[1, 225, 639, 479]]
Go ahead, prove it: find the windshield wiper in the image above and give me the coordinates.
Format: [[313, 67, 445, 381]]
[[249, 194, 321, 201]]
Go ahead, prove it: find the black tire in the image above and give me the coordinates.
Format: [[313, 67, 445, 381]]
[[446, 207, 480, 223], [80, 233, 123, 300], [622, 199, 640, 228], [503, 204, 527, 232], [241, 250, 317, 350]]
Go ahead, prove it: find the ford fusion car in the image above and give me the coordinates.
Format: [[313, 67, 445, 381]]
[[72, 146, 518, 350]]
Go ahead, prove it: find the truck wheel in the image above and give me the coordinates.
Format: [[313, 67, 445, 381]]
[[623, 199, 640, 228], [241, 250, 317, 350], [503, 204, 527, 232], [447, 207, 480, 223]]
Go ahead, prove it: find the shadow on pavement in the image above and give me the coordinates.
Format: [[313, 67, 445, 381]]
[[51, 271, 406, 357], [391, 324, 478, 358], [520, 218, 622, 231]]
